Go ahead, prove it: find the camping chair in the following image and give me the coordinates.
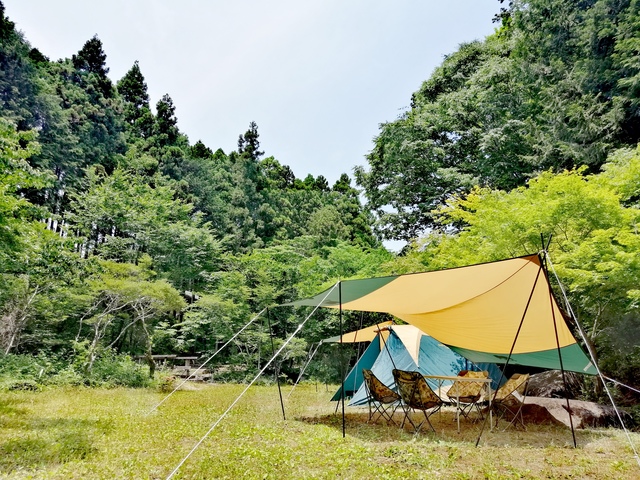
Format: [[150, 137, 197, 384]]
[[392, 369, 443, 433], [447, 370, 489, 422], [362, 369, 401, 424], [492, 373, 530, 430]]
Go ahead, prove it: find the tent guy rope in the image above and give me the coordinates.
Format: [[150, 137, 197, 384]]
[[147, 308, 267, 415], [545, 252, 640, 467], [165, 283, 339, 480]]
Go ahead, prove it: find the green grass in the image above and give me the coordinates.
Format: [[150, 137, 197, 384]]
[[0, 383, 638, 479]]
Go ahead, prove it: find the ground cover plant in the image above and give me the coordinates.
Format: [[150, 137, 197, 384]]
[[0, 383, 638, 479]]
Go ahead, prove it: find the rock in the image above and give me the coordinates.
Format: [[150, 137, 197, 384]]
[[521, 396, 630, 428], [526, 370, 583, 399]]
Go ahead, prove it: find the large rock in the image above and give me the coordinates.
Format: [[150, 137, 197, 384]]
[[526, 370, 583, 399], [521, 397, 631, 428]]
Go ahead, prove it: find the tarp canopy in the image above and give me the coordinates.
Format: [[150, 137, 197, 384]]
[[287, 254, 596, 375]]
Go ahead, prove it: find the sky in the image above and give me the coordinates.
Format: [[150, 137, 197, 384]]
[[4, 0, 500, 187]]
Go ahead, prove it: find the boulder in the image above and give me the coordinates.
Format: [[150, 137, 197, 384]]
[[526, 370, 583, 399], [521, 397, 630, 428]]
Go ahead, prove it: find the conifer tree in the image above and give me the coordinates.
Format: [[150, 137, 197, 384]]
[[117, 61, 154, 138], [72, 35, 113, 97]]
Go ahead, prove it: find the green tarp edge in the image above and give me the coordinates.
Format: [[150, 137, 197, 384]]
[[449, 343, 597, 375], [282, 276, 398, 307]]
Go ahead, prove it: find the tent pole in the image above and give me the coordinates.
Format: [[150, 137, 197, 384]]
[[339, 282, 346, 438], [378, 322, 398, 372], [267, 308, 286, 421], [475, 260, 544, 447], [540, 250, 578, 448]]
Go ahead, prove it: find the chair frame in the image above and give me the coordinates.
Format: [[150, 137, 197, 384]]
[[492, 373, 530, 430], [362, 369, 401, 425], [392, 369, 443, 434], [447, 370, 489, 423]]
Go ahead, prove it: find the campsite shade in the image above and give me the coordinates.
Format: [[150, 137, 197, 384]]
[[286, 254, 597, 375]]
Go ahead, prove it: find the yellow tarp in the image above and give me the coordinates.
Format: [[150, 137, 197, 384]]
[[302, 255, 577, 355], [321, 320, 393, 344]]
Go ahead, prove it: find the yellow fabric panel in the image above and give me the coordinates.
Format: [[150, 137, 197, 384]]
[[340, 257, 534, 313], [392, 263, 575, 354], [333, 320, 394, 343], [337, 255, 576, 354], [389, 325, 423, 364]]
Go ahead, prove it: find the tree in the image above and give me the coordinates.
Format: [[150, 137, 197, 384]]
[[78, 258, 185, 376], [72, 35, 113, 97], [67, 165, 190, 260], [117, 61, 154, 138], [356, 0, 638, 241], [153, 93, 179, 146], [0, 120, 50, 268], [237, 121, 263, 162]]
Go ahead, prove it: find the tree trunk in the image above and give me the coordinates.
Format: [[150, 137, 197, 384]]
[[141, 318, 155, 378]]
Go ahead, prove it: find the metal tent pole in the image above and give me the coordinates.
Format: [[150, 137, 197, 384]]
[[339, 281, 346, 438], [267, 308, 286, 421], [475, 257, 544, 447], [538, 238, 577, 448]]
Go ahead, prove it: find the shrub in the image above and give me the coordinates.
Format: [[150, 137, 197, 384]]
[[0, 350, 153, 390]]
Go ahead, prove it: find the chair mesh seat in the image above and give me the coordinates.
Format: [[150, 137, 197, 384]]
[[393, 369, 443, 433]]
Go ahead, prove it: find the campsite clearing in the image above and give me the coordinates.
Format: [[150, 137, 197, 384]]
[[0, 383, 637, 479]]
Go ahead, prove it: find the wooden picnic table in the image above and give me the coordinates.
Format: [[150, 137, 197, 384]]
[[175, 356, 199, 368]]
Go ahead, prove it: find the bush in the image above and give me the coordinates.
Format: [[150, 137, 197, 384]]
[[87, 350, 151, 388], [0, 350, 153, 390]]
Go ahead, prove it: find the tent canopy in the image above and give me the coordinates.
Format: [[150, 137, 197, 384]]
[[287, 254, 596, 375], [326, 324, 470, 404]]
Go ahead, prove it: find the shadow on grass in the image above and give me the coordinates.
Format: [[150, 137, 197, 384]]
[[0, 416, 109, 474], [296, 408, 608, 448]]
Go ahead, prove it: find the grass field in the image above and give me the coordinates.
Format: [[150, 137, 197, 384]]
[[0, 383, 638, 479]]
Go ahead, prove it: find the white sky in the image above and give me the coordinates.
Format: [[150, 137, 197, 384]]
[[4, 0, 499, 185]]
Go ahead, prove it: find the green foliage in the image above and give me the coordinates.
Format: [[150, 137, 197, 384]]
[[0, 120, 49, 265], [117, 61, 154, 139], [357, 0, 640, 240], [403, 151, 640, 396], [0, 350, 152, 390]]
